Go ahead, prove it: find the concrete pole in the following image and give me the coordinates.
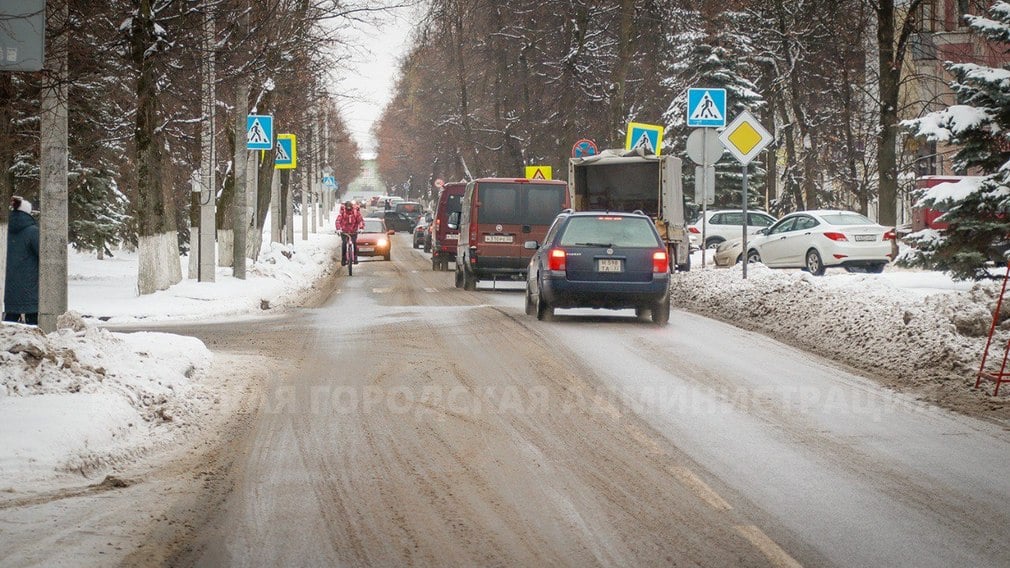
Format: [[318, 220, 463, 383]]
[[301, 170, 309, 240], [285, 172, 294, 244], [270, 168, 281, 244], [248, 151, 259, 262], [233, 81, 248, 279], [198, 3, 216, 282], [38, 0, 69, 332]]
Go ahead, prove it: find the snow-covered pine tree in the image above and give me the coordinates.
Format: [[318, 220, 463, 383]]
[[902, 1, 1010, 280], [662, 9, 766, 210]]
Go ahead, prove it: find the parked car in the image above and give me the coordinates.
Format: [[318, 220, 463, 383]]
[[525, 211, 671, 325], [431, 182, 466, 271], [746, 210, 894, 275], [688, 209, 777, 249], [356, 217, 395, 261], [413, 212, 433, 249], [713, 238, 744, 267], [456, 178, 571, 290]]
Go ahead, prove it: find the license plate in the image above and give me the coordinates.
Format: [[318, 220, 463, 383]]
[[446, 234, 458, 240], [359, 246, 374, 252], [597, 258, 623, 272], [854, 234, 876, 242], [485, 234, 513, 243]]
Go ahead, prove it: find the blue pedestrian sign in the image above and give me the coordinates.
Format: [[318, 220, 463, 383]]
[[246, 115, 273, 150], [625, 122, 665, 156], [322, 176, 336, 188], [687, 88, 727, 128]]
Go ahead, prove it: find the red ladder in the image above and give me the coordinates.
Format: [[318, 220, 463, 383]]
[[977, 261, 1010, 396]]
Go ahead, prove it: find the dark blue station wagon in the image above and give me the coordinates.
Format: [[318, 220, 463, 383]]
[[524, 211, 672, 325]]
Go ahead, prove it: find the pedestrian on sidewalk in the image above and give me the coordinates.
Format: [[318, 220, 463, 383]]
[[4, 196, 40, 326]]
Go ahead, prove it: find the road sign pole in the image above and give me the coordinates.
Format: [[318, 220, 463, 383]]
[[702, 128, 709, 268], [742, 163, 749, 280]]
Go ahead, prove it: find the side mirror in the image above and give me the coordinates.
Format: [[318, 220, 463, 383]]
[[388, 230, 395, 235], [523, 240, 539, 250], [757, 228, 768, 235]]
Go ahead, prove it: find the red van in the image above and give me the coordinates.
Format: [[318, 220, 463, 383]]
[[455, 178, 571, 290], [431, 182, 466, 271]]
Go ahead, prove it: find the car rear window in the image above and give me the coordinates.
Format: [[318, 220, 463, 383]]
[[821, 213, 874, 225], [396, 203, 420, 214], [478, 183, 566, 225], [559, 216, 661, 248], [445, 194, 461, 214]]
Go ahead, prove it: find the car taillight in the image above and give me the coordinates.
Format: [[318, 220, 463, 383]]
[[689, 226, 701, 234], [548, 248, 567, 271], [435, 219, 441, 232], [883, 229, 896, 240], [823, 232, 848, 242], [652, 250, 669, 273]]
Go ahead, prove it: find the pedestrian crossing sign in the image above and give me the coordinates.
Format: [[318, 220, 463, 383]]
[[246, 114, 274, 150], [275, 134, 296, 169], [624, 122, 664, 156], [525, 166, 552, 180], [687, 88, 727, 128]]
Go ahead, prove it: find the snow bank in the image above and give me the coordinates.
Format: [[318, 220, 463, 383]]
[[0, 321, 212, 487], [670, 264, 1010, 417]]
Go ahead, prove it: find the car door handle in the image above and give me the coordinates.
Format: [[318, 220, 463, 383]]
[[779, 236, 786, 240]]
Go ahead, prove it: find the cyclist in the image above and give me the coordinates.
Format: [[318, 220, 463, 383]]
[[336, 200, 365, 265]]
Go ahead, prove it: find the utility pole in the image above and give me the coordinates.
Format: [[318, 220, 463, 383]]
[[38, 0, 69, 332], [233, 82, 248, 278], [197, 0, 216, 281]]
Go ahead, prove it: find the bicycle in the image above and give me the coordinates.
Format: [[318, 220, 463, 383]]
[[340, 231, 358, 276]]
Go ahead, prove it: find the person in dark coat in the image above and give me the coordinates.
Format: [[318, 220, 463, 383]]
[[4, 196, 40, 325]]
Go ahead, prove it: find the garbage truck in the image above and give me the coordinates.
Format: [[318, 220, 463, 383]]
[[568, 147, 691, 271]]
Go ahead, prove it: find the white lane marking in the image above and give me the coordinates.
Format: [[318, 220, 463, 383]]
[[372, 288, 393, 294], [735, 525, 803, 568], [668, 466, 733, 511], [424, 287, 438, 293]]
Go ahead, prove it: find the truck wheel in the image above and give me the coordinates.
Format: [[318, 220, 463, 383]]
[[454, 265, 463, 288]]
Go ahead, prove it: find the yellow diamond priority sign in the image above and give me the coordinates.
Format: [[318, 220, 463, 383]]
[[718, 111, 772, 165]]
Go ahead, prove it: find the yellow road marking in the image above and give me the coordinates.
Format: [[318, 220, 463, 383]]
[[735, 525, 803, 568], [668, 466, 733, 511]]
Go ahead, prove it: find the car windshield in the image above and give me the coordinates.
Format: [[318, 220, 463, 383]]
[[363, 219, 385, 233], [821, 213, 874, 226], [559, 216, 661, 248]]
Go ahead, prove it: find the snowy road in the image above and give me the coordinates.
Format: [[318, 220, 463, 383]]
[[4, 233, 1010, 567]]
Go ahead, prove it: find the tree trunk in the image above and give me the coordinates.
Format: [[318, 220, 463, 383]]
[[132, 0, 180, 295], [609, 0, 635, 147], [877, 1, 898, 225], [0, 74, 14, 310]]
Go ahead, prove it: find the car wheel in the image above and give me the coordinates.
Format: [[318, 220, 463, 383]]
[[463, 268, 477, 291], [747, 250, 762, 264], [635, 306, 651, 322], [383, 253, 390, 261], [867, 263, 886, 274], [535, 286, 553, 321], [652, 296, 670, 325], [805, 249, 825, 276], [525, 286, 536, 316], [705, 237, 724, 249], [454, 265, 463, 288], [735, 253, 743, 264], [432, 257, 438, 271]]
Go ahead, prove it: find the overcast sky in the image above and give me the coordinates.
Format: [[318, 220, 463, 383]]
[[332, 4, 418, 159]]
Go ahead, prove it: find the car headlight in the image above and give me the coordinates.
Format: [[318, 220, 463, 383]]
[[378, 238, 388, 247]]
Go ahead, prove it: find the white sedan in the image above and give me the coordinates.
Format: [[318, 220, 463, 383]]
[[745, 210, 894, 275]]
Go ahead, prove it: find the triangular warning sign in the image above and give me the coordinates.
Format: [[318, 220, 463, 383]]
[[248, 118, 269, 144], [690, 91, 724, 122], [632, 131, 655, 153], [531, 168, 546, 180], [276, 143, 290, 162]]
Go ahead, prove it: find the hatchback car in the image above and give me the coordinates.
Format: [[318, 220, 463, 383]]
[[688, 209, 777, 249], [746, 210, 894, 275], [356, 217, 394, 261], [525, 211, 672, 325]]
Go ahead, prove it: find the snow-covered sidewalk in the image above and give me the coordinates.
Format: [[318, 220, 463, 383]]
[[671, 256, 1009, 422], [2, 216, 342, 490]]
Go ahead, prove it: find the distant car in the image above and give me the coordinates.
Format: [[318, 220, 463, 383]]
[[395, 201, 424, 224], [746, 210, 894, 275], [367, 210, 413, 232], [413, 212, 433, 249], [688, 209, 777, 249], [525, 211, 671, 325], [356, 217, 394, 261]]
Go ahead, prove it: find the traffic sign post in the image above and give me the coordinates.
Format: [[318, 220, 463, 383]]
[[246, 114, 273, 150], [718, 111, 773, 280], [687, 88, 727, 128], [686, 128, 723, 267], [625, 122, 664, 155], [275, 134, 296, 169]]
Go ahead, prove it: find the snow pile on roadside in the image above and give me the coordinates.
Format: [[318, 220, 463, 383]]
[[669, 265, 1009, 413], [0, 321, 212, 487]]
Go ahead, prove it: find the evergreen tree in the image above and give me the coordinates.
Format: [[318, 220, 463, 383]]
[[901, 2, 1010, 280], [662, 9, 766, 209]]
